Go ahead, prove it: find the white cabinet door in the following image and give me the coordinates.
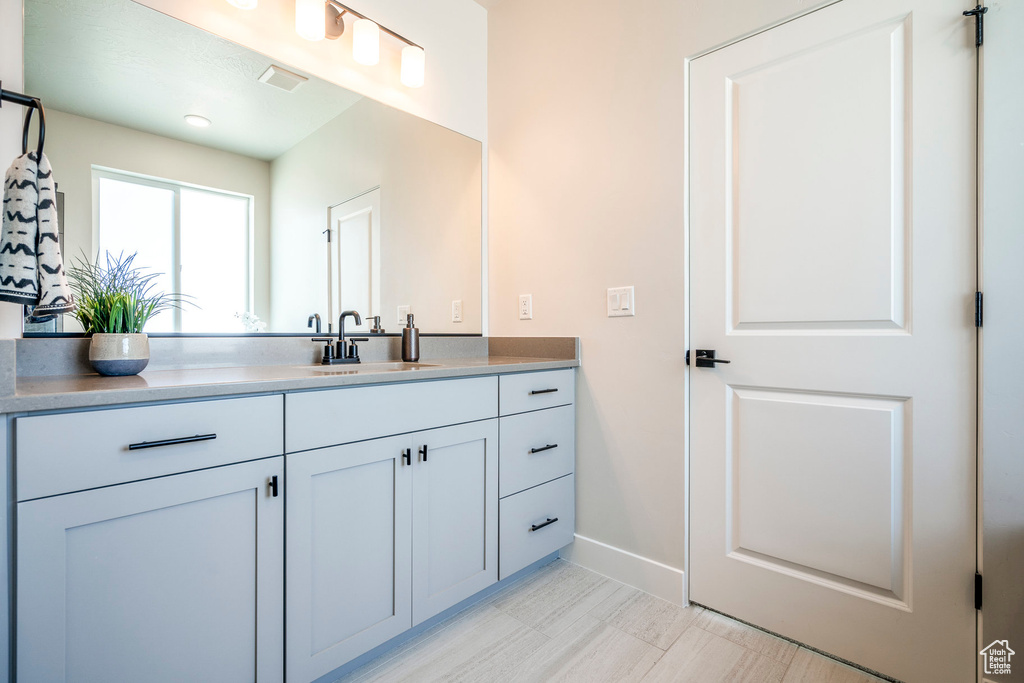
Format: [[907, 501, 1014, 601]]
[[285, 434, 413, 682], [411, 420, 498, 625], [18, 457, 284, 683]]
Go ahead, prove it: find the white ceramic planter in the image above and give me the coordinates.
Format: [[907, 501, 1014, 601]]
[[89, 333, 150, 376]]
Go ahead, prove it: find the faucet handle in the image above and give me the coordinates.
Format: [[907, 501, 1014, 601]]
[[311, 337, 335, 362], [346, 338, 370, 360]]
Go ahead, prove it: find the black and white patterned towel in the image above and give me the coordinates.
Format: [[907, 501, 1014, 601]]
[[0, 151, 74, 320]]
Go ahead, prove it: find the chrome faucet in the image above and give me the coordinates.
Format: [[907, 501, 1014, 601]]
[[307, 313, 321, 334]]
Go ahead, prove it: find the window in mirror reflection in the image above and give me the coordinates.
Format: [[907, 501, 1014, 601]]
[[95, 169, 253, 333]]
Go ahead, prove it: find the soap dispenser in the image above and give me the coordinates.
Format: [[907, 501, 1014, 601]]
[[402, 313, 420, 362]]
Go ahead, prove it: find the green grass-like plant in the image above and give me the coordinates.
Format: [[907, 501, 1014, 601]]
[[67, 251, 189, 335]]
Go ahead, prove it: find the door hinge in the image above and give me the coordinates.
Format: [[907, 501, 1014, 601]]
[[975, 291, 984, 327], [975, 572, 983, 610], [964, 5, 988, 47]]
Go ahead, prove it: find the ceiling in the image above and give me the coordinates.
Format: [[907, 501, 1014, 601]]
[[24, 0, 364, 161], [472, 0, 504, 9]]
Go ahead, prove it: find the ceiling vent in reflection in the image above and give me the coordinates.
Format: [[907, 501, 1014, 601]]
[[257, 65, 309, 92]]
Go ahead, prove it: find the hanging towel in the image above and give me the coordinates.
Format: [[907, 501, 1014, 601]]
[[0, 151, 74, 320]]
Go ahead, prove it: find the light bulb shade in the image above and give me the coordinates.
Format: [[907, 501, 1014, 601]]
[[352, 19, 380, 65], [401, 45, 425, 88], [295, 0, 325, 41], [226, 0, 258, 8]]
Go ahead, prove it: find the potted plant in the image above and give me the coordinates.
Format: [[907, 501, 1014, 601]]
[[67, 251, 188, 376]]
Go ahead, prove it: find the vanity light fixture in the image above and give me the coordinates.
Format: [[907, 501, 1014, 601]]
[[225, 0, 257, 9], [184, 114, 211, 128], [401, 45, 425, 88], [290, 1, 425, 87], [352, 18, 380, 66], [296, 0, 326, 41]]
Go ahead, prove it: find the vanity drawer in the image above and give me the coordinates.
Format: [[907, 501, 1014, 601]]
[[286, 376, 498, 452], [499, 369, 574, 416], [16, 395, 284, 501], [499, 405, 575, 498], [499, 474, 574, 580]]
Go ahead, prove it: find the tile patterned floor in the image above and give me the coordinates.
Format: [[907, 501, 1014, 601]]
[[335, 559, 887, 683]]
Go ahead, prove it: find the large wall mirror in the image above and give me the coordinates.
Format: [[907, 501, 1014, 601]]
[[22, 0, 482, 335]]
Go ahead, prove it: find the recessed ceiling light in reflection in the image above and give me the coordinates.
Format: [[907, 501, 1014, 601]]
[[184, 114, 212, 128]]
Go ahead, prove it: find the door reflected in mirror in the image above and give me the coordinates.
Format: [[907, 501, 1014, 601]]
[[22, 0, 482, 335], [329, 189, 381, 334]]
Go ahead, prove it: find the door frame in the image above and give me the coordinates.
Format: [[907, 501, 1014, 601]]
[[681, 1, 983, 677]]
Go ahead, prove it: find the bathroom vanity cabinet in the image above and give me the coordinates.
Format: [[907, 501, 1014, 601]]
[[497, 371, 577, 579], [284, 378, 499, 682], [15, 395, 286, 682], [6, 366, 576, 683]]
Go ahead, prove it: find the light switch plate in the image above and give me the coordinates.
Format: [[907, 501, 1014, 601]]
[[451, 299, 463, 323], [608, 286, 635, 317], [519, 294, 533, 320], [397, 305, 411, 324]]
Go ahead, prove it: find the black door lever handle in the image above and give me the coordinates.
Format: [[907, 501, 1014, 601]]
[[686, 350, 732, 368]]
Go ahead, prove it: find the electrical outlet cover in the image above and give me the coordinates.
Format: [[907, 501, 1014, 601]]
[[452, 299, 463, 323], [397, 305, 411, 324], [519, 294, 533, 320]]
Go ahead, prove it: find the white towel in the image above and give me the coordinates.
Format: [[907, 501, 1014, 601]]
[[0, 151, 74, 320]]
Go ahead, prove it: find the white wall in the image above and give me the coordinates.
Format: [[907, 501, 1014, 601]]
[[487, 0, 835, 600], [40, 110, 272, 324], [270, 98, 482, 333], [0, 0, 25, 337]]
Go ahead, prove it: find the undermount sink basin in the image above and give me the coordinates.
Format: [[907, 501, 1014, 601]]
[[311, 361, 440, 374]]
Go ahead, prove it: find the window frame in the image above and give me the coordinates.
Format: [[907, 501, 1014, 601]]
[[91, 166, 255, 332]]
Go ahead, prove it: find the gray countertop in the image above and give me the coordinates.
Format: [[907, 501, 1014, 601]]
[[5, 356, 579, 413]]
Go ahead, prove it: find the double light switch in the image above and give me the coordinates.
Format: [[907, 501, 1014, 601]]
[[607, 286, 635, 317]]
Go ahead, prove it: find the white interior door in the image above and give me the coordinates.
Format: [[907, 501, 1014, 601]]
[[328, 188, 381, 329], [688, 2, 977, 681]]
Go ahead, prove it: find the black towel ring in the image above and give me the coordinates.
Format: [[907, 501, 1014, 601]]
[[0, 81, 46, 159], [21, 99, 45, 159]]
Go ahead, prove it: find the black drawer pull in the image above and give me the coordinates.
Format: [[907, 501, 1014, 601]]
[[269, 475, 279, 498], [419, 444, 428, 462], [530, 444, 558, 454], [402, 448, 412, 466], [530, 388, 559, 395], [530, 517, 559, 532], [128, 433, 217, 451]]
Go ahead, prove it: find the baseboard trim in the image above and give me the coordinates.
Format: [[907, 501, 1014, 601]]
[[559, 534, 686, 605]]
